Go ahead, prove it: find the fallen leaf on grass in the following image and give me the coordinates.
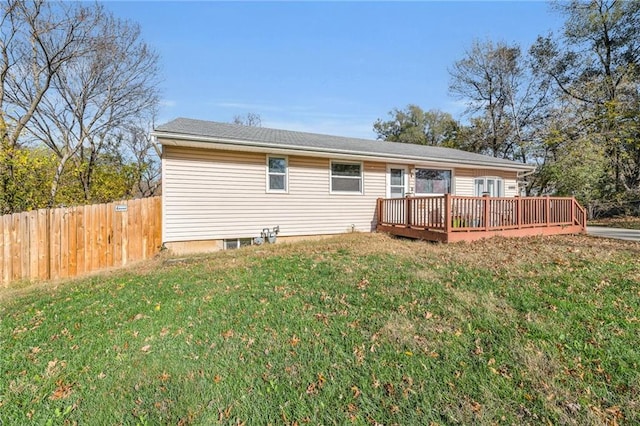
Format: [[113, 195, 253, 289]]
[[314, 313, 329, 325], [306, 382, 317, 395], [50, 380, 73, 400], [141, 345, 151, 353], [384, 383, 395, 396], [357, 278, 369, 290], [351, 385, 361, 399]]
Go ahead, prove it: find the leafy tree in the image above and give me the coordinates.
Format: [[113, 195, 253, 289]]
[[533, 102, 607, 207], [0, 146, 56, 211], [530, 0, 640, 196], [373, 105, 460, 146]]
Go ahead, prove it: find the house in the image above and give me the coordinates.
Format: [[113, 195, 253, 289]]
[[152, 118, 583, 253]]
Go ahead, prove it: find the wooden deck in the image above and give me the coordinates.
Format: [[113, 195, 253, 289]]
[[376, 194, 587, 243]]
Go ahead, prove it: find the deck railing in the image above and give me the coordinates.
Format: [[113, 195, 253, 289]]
[[377, 194, 587, 234]]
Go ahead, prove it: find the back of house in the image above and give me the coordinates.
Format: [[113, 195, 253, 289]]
[[152, 118, 534, 253]]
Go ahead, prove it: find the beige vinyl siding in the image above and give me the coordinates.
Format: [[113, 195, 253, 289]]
[[163, 146, 385, 242], [454, 169, 519, 196]]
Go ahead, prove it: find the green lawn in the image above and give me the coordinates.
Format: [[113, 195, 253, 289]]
[[1, 233, 639, 425]]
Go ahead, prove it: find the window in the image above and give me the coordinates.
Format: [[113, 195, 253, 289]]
[[331, 161, 362, 193], [474, 177, 504, 197], [224, 238, 253, 250], [415, 169, 451, 194], [267, 156, 287, 192]]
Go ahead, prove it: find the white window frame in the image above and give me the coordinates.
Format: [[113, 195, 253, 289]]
[[266, 155, 288, 193], [329, 160, 363, 194], [474, 176, 504, 197], [414, 167, 453, 196], [386, 165, 409, 198], [224, 238, 253, 250]]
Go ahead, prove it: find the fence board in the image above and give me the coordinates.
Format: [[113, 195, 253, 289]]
[[51, 209, 62, 280], [3, 215, 10, 284], [76, 206, 86, 276], [28, 211, 38, 279], [60, 208, 69, 279], [37, 210, 48, 280], [11, 213, 22, 281], [141, 198, 149, 259], [113, 203, 123, 267], [155, 197, 162, 251], [122, 203, 129, 266], [68, 208, 78, 277], [0, 214, 4, 285], [106, 203, 113, 268], [89, 204, 98, 272], [128, 200, 138, 263]]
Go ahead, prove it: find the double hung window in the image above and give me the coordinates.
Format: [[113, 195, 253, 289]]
[[330, 161, 362, 193], [267, 156, 287, 192]]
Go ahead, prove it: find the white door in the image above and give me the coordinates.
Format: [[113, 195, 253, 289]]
[[475, 177, 503, 197], [388, 166, 408, 198]]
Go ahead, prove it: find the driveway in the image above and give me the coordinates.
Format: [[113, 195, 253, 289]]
[[587, 226, 640, 242]]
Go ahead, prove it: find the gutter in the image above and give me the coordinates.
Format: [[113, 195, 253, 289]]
[[151, 131, 536, 173]]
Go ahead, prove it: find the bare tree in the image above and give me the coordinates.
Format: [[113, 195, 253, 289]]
[[0, 0, 101, 212], [232, 112, 262, 127], [122, 121, 161, 198], [449, 40, 550, 163], [26, 6, 160, 204]]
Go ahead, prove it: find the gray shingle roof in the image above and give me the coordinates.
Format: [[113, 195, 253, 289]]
[[153, 117, 533, 171]]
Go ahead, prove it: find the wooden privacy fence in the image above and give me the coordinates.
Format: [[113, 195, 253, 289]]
[[1, 197, 162, 287]]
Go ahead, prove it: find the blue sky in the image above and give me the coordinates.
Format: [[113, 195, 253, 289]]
[[105, 1, 564, 139]]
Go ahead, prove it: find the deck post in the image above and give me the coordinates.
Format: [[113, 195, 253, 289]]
[[570, 197, 576, 226], [515, 196, 522, 229], [406, 196, 412, 227], [545, 196, 551, 227], [483, 194, 490, 231], [444, 194, 451, 233], [376, 198, 382, 227]]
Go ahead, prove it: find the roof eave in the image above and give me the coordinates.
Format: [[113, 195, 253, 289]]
[[151, 130, 536, 172]]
